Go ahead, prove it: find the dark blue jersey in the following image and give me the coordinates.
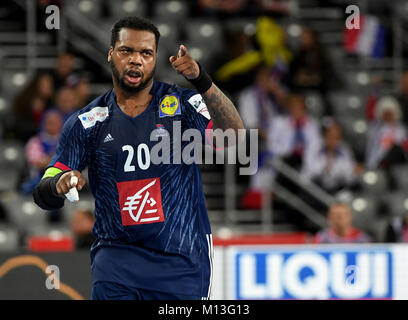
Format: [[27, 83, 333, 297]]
[[48, 80, 214, 298]]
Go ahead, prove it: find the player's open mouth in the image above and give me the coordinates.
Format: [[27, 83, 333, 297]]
[[125, 70, 142, 84]]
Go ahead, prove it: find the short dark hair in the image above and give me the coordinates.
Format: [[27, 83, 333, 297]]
[[111, 16, 160, 50]]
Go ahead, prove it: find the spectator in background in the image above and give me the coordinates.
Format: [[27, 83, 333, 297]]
[[302, 121, 362, 194], [238, 64, 287, 142], [268, 94, 321, 169], [67, 74, 91, 107], [54, 86, 79, 121], [286, 27, 338, 115], [385, 212, 408, 243], [240, 94, 321, 209], [314, 203, 372, 243], [396, 71, 408, 126], [71, 208, 95, 249], [366, 96, 408, 176], [21, 110, 63, 194], [212, 16, 292, 97], [50, 53, 76, 90], [11, 73, 54, 143], [208, 28, 253, 96]]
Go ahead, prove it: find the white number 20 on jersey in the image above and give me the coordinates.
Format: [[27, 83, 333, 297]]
[[122, 144, 150, 171]]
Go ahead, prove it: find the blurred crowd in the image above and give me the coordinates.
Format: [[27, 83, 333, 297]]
[[1, 0, 408, 247]]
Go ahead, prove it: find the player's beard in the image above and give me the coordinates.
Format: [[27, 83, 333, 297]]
[[110, 60, 155, 95]]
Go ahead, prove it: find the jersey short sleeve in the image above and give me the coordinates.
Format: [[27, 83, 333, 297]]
[[182, 90, 213, 142], [48, 112, 88, 172]]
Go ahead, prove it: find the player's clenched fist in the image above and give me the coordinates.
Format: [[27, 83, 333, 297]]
[[56, 170, 85, 201], [169, 45, 200, 80]]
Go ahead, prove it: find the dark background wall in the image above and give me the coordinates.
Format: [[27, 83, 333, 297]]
[[0, 251, 92, 300]]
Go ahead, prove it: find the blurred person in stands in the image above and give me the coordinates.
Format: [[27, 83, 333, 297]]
[[385, 212, 408, 243], [314, 203, 372, 243], [212, 16, 292, 97], [366, 96, 408, 189], [11, 73, 54, 143], [71, 208, 96, 249], [241, 93, 321, 209], [21, 110, 63, 194], [286, 27, 339, 115], [269, 94, 321, 169], [238, 64, 287, 141], [54, 86, 79, 122], [50, 53, 76, 90], [208, 28, 253, 95], [396, 71, 408, 126], [67, 73, 92, 107], [302, 120, 362, 194]]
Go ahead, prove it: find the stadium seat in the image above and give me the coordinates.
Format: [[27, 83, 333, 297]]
[[1, 70, 27, 102], [338, 116, 367, 158], [390, 164, 408, 191], [360, 169, 387, 194], [0, 192, 47, 229], [0, 166, 20, 192], [350, 193, 378, 230], [61, 195, 95, 224], [107, 0, 147, 20], [184, 20, 223, 50], [152, 20, 180, 55], [66, 0, 103, 20], [153, 1, 190, 20], [305, 92, 324, 118], [381, 192, 408, 218], [0, 140, 25, 171], [0, 225, 19, 251], [329, 91, 366, 119]]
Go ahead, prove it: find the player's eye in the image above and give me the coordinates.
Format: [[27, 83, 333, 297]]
[[142, 51, 153, 56], [119, 48, 132, 54]]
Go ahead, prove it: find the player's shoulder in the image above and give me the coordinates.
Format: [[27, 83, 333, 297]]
[[65, 89, 115, 131]]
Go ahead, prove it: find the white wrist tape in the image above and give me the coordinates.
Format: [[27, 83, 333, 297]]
[[65, 175, 79, 202]]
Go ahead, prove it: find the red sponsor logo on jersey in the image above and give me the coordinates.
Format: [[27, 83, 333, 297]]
[[117, 178, 165, 226]]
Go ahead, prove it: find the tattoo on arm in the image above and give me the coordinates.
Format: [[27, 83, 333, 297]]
[[202, 83, 244, 132]]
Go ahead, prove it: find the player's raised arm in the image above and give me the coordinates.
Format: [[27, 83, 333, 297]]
[[169, 44, 244, 133]]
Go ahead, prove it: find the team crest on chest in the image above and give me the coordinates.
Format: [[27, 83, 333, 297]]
[[159, 94, 181, 118]]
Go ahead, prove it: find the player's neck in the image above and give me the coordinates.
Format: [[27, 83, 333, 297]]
[[115, 81, 153, 117]]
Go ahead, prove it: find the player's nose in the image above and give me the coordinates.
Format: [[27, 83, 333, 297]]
[[129, 52, 143, 66]]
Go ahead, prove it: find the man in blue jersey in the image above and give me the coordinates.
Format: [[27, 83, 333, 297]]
[[32, 16, 244, 300]]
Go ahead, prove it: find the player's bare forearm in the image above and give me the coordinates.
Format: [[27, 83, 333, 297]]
[[202, 83, 244, 133]]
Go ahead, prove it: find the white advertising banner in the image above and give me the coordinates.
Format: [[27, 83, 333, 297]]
[[212, 244, 408, 300]]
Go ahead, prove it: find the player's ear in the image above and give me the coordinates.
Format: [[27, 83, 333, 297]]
[[108, 46, 113, 62]]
